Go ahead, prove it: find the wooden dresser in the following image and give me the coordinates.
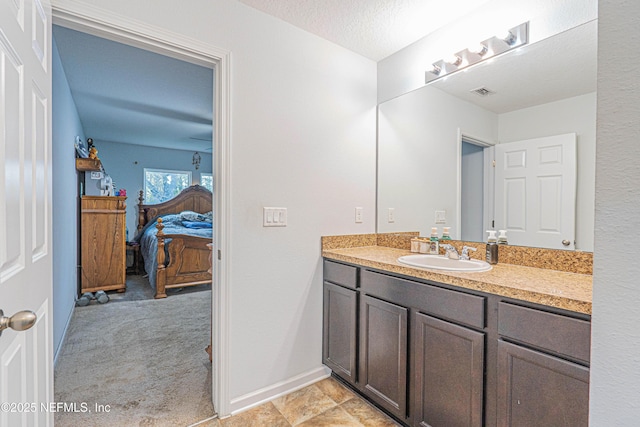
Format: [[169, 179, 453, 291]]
[[80, 196, 127, 294]]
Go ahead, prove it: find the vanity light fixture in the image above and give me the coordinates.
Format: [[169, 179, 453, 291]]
[[426, 21, 529, 83], [192, 151, 201, 170]]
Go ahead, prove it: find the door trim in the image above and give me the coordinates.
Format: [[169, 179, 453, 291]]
[[51, 1, 232, 416]]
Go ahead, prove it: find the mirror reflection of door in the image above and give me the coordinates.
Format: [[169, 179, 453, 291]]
[[460, 137, 494, 242], [494, 133, 577, 249]]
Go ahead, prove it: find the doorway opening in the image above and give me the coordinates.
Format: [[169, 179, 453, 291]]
[[51, 7, 231, 420], [458, 134, 494, 242]]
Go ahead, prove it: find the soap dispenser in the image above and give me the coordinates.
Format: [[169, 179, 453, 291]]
[[429, 227, 440, 254], [441, 227, 452, 241], [486, 230, 498, 264], [498, 230, 508, 244]]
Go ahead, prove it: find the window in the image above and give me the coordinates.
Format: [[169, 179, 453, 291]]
[[144, 168, 192, 204], [201, 173, 213, 192]]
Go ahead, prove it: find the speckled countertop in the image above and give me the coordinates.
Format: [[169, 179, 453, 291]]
[[323, 245, 592, 315]]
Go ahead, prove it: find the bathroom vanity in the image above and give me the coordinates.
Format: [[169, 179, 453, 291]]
[[322, 240, 591, 427]]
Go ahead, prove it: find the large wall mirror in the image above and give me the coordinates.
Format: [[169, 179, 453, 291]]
[[377, 20, 597, 251]]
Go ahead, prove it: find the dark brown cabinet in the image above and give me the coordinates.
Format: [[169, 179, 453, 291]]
[[413, 312, 484, 427], [496, 302, 591, 427], [359, 294, 408, 420], [322, 259, 591, 427], [322, 260, 359, 386], [497, 340, 589, 427], [323, 282, 358, 384]]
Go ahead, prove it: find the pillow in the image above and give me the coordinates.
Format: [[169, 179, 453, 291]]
[[182, 221, 213, 229], [180, 210, 212, 223]]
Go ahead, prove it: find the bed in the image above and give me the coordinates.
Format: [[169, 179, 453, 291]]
[[136, 184, 213, 298]]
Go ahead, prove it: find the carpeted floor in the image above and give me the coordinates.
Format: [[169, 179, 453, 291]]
[[54, 279, 214, 426]]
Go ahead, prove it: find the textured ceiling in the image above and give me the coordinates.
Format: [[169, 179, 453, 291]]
[[237, 0, 492, 61]]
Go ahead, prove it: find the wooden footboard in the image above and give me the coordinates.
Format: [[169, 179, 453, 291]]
[[155, 218, 212, 298]]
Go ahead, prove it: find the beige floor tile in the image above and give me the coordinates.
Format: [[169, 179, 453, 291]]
[[315, 377, 357, 404], [191, 418, 221, 427], [219, 402, 290, 427], [296, 405, 364, 427], [271, 384, 338, 425], [340, 398, 401, 427]]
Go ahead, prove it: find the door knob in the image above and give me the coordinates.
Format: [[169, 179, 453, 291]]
[[562, 240, 571, 246], [0, 309, 37, 337]]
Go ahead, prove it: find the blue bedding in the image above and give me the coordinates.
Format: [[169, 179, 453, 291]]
[[136, 214, 213, 289]]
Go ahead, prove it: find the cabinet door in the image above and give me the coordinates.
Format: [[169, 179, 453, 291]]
[[360, 294, 408, 420], [413, 313, 485, 427], [323, 282, 358, 384], [497, 340, 589, 427]]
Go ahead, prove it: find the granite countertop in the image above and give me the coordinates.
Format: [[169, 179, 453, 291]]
[[322, 245, 592, 315]]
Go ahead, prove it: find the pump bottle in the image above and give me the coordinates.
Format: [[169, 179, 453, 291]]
[[486, 230, 498, 264]]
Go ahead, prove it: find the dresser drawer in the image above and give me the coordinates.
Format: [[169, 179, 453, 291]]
[[498, 302, 591, 364], [324, 260, 358, 289]]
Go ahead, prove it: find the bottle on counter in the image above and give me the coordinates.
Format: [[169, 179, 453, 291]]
[[410, 237, 421, 253], [498, 230, 508, 244], [441, 227, 451, 241], [486, 230, 498, 264], [429, 227, 440, 255]]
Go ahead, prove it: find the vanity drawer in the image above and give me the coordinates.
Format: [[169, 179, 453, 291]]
[[324, 260, 358, 289], [498, 302, 591, 364], [361, 270, 485, 329]]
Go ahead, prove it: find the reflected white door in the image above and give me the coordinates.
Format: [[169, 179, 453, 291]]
[[494, 134, 576, 250], [0, 0, 53, 426]]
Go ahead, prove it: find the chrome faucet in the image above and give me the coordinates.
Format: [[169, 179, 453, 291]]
[[460, 246, 477, 260], [441, 244, 460, 260]]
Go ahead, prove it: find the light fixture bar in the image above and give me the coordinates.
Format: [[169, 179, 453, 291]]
[[425, 21, 529, 84]]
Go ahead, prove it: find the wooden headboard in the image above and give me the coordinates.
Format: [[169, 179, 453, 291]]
[[137, 184, 212, 232]]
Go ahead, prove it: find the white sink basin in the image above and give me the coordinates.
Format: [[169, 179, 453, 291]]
[[397, 254, 492, 272]]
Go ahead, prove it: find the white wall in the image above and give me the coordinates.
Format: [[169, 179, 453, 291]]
[[590, 0, 640, 423], [96, 141, 212, 235], [377, 84, 497, 237], [498, 92, 596, 251], [51, 38, 84, 359], [53, 0, 377, 410], [377, 0, 597, 103]]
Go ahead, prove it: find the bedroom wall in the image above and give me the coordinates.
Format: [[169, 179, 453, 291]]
[[52, 38, 85, 360], [96, 141, 213, 236], [52, 0, 377, 413]]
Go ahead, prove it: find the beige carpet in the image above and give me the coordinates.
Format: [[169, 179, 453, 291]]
[[54, 288, 214, 426]]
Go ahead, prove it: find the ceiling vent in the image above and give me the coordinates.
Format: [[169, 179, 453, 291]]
[[470, 87, 495, 97]]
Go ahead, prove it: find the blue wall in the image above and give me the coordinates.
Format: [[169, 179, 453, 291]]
[[95, 141, 212, 237], [52, 38, 84, 361]]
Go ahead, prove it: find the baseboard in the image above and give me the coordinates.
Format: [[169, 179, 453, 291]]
[[228, 365, 331, 416], [53, 302, 75, 367]]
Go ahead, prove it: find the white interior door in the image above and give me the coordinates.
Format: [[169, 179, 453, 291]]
[[494, 134, 576, 250], [0, 0, 53, 426]]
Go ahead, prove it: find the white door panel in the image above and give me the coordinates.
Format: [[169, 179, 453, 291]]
[[495, 134, 576, 250], [0, 0, 53, 425]]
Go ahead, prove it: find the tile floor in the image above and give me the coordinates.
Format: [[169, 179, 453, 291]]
[[196, 377, 401, 426]]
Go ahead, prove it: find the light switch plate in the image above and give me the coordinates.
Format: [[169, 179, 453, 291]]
[[388, 208, 395, 223], [435, 210, 446, 224], [355, 207, 363, 223], [263, 207, 287, 227]]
